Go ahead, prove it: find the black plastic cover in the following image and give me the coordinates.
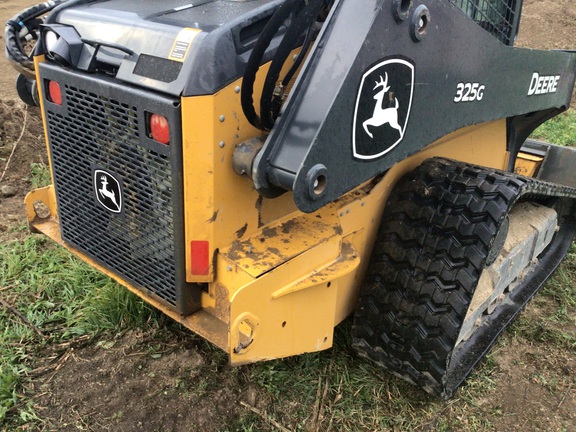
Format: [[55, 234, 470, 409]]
[[50, 0, 285, 96]]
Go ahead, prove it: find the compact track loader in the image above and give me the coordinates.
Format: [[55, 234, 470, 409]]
[[6, 0, 576, 398]]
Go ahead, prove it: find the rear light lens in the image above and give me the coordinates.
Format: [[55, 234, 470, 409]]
[[190, 241, 210, 276], [149, 114, 170, 144], [47, 80, 62, 106]]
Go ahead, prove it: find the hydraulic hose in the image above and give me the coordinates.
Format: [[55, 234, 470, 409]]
[[257, 25, 315, 129], [5, 0, 98, 77], [4, 1, 66, 77], [260, 0, 327, 130], [241, 0, 330, 130], [241, 0, 303, 130]]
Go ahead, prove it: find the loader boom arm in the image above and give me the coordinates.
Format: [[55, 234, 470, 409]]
[[253, 0, 576, 212]]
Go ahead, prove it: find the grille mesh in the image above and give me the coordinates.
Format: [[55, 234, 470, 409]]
[[47, 84, 178, 306], [450, 0, 519, 45]]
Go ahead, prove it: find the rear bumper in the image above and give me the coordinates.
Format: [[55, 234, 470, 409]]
[[25, 184, 363, 362]]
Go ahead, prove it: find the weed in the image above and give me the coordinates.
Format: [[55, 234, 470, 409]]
[[531, 110, 576, 146], [28, 162, 51, 189]]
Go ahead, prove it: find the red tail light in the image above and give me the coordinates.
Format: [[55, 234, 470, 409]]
[[149, 114, 170, 144], [190, 241, 210, 276], [47, 80, 62, 106]]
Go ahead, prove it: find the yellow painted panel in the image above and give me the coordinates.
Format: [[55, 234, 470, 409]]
[[514, 151, 543, 177], [181, 54, 304, 283], [220, 211, 341, 278], [229, 245, 341, 363], [271, 241, 360, 299], [34, 55, 57, 195]]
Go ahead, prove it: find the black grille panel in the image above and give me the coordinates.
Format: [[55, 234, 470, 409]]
[[44, 74, 182, 307], [450, 0, 520, 45]]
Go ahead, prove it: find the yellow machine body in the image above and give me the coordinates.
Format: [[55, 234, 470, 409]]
[[27, 53, 517, 363]]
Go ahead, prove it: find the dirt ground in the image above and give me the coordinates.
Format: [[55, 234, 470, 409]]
[[0, 1, 575, 431], [0, 0, 46, 241]]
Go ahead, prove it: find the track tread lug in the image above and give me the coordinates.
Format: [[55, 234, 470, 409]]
[[352, 157, 576, 398]]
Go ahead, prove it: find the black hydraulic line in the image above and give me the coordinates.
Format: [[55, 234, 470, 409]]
[[260, 0, 327, 130], [4, 0, 66, 75], [277, 0, 332, 89], [241, 0, 304, 130], [262, 27, 315, 128], [281, 25, 315, 88]]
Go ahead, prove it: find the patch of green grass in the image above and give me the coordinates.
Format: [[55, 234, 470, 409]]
[[0, 234, 158, 425], [511, 317, 575, 349], [507, 243, 576, 353], [238, 320, 502, 431], [531, 110, 576, 146], [85, 277, 160, 331], [28, 162, 51, 189], [224, 413, 261, 432], [542, 244, 576, 310]]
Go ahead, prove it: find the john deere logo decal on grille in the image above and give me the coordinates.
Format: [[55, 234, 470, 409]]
[[352, 58, 414, 160], [94, 169, 123, 213]]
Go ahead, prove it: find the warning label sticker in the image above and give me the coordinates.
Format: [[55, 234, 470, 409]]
[[169, 28, 201, 62]]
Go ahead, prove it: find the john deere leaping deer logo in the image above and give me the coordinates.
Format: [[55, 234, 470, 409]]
[[353, 58, 414, 160], [93, 169, 123, 213], [362, 73, 404, 139]]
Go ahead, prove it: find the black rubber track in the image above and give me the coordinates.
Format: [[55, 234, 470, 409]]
[[352, 157, 576, 398]]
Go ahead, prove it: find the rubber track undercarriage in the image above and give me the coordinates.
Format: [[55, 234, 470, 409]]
[[352, 158, 576, 398]]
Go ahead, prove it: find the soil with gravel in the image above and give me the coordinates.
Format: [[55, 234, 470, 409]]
[[1, 1, 575, 431]]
